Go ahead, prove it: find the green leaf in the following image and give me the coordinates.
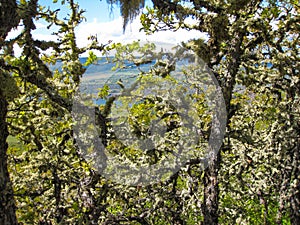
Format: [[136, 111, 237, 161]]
[[98, 84, 110, 99], [84, 51, 98, 66]]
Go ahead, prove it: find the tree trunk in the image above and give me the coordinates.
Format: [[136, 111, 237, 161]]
[[290, 138, 300, 225], [0, 0, 19, 40], [0, 0, 19, 223], [0, 89, 18, 225], [202, 151, 220, 225], [201, 26, 244, 223]]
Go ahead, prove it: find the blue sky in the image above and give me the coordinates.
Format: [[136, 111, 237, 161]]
[[7, 0, 207, 56], [38, 0, 155, 23], [73, 0, 121, 22], [39, 0, 122, 22]]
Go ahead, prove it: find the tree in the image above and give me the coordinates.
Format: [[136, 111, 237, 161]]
[[1, 0, 299, 224], [1, 0, 21, 223], [129, 0, 299, 223], [1, 0, 105, 223]]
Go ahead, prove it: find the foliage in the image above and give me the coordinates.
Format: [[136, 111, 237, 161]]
[[0, 0, 299, 224]]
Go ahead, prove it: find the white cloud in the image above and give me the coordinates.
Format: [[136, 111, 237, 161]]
[[5, 15, 207, 57], [4, 21, 56, 56], [35, 22, 48, 29], [6, 25, 23, 40], [76, 15, 208, 56]]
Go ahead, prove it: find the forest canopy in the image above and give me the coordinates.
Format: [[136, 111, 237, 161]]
[[0, 0, 299, 224]]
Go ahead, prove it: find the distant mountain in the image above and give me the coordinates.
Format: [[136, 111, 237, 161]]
[[48, 57, 154, 78], [48, 57, 192, 104]]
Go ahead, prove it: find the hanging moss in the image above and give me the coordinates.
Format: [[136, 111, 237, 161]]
[[107, 0, 145, 31]]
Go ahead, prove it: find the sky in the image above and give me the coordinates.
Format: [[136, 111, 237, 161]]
[[7, 0, 207, 56]]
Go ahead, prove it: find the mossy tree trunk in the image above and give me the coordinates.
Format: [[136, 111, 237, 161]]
[[0, 90, 17, 225], [0, 0, 19, 224]]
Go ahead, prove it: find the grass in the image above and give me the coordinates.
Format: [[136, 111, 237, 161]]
[[7, 135, 24, 149]]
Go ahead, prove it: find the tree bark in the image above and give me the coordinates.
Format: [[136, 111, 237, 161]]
[[0, 1, 20, 223], [0, 0, 19, 40], [202, 151, 220, 225], [0, 89, 18, 225], [201, 25, 244, 223], [290, 138, 300, 224]]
